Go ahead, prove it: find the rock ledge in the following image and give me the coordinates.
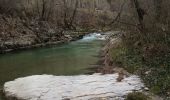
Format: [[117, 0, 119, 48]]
[[4, 74, 144, 100]]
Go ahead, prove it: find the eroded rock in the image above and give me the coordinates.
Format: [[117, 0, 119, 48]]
[[4, 74, 144, 100]]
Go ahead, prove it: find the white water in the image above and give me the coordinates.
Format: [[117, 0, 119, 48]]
[[79, 33, 106, 42]]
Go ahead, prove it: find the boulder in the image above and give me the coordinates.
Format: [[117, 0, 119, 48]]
[[4, 74, 144, 100]]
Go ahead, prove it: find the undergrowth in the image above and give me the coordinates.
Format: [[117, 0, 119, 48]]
[[110, 31, 170, 98]]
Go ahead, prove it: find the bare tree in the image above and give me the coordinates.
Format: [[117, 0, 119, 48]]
[[154, 0, 162, 22], [62, 0, 78, 30], [35, 0, 55, 21], [107, 0, 126, 25], [131, 0, 146, 31], [69, 0, 78, 29]]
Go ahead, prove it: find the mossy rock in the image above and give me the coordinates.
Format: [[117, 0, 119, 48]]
[[125, 92, 151, 100]]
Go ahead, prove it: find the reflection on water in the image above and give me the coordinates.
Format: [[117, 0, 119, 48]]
[[0, 33, 105, 89]]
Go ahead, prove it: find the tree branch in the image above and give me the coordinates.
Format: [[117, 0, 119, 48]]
[[108, 0, 126, 25]]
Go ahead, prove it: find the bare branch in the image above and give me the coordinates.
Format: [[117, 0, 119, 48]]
[[108, 0, 126, 25]]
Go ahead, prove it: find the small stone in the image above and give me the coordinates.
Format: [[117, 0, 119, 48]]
[[144, 87, 149, 91]]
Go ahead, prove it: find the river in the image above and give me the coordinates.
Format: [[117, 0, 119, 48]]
[[0, 33, 105, 89]]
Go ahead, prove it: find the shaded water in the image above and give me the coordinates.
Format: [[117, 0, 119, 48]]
[[0, 33, 104, 89]]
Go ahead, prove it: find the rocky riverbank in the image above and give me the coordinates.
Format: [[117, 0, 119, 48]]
[[0, 14, 88, 54], [96, 31, 129, 78]]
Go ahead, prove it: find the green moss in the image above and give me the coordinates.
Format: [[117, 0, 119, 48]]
[[125, 92, 150, 100], [150, 86, 161, 94]]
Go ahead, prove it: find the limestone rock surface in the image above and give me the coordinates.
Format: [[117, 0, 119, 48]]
[[4, 74, 144, 100]]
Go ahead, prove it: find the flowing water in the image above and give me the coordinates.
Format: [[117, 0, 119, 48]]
[[0, 33, 105, 89]]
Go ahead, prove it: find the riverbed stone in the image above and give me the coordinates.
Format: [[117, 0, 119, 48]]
[[4, 74, 144, 100]]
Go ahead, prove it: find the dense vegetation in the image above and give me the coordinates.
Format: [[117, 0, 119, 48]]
[[107, 0, 170, 98]]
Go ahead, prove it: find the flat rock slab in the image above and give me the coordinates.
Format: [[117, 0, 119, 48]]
[[3, 74, 144, 100]]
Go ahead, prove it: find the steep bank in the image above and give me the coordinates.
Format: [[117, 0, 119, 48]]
[[97, 31, 164, 100], [0, 14, 88, 54], [96, 31, 128, 76]]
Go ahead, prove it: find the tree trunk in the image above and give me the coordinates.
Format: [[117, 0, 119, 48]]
[[131, 0, 145, 31]]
